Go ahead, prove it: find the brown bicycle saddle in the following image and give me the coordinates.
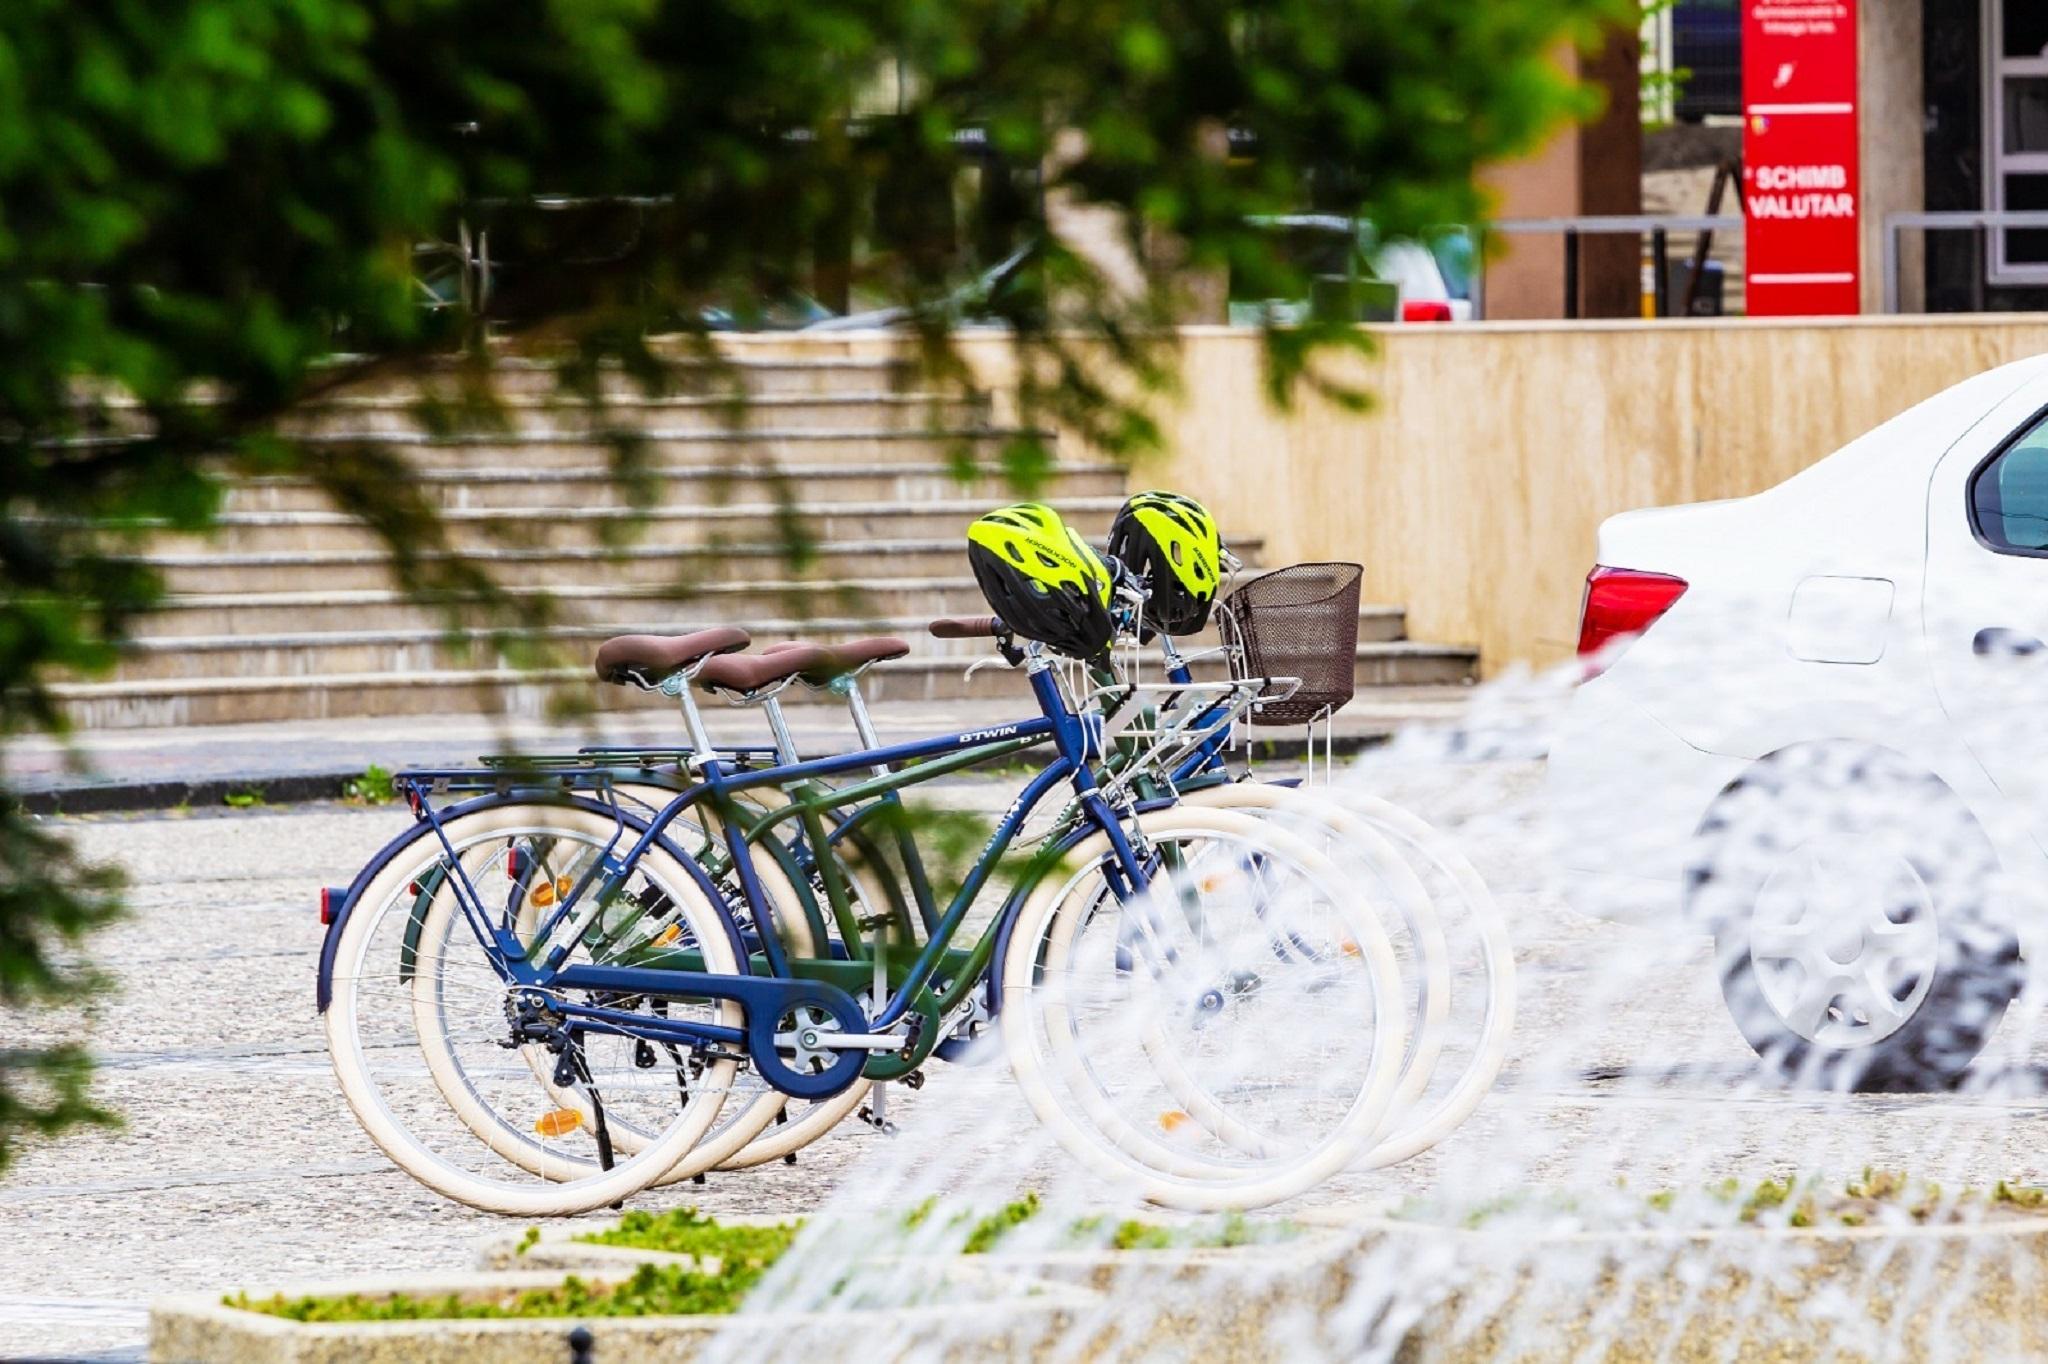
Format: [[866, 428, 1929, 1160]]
[[593, 628, 751, 687]]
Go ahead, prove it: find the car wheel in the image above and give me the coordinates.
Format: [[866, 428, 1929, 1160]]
[[1686, 742, 2021, 1092]]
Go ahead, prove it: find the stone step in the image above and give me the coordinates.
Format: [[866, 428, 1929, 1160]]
[[53, 641, 1476, 728], [272, 392, 989, 438], [216, 460, 1125, 514], [140, 533, 1231, 594], [67, 426, 1044, 474], [317, 427, 1040, 471], [125, 564, 1324, 642], [138, 496, 1124, 558], [124, 580, 1002, 638], [101, 606, 1413, 680], [344, 355, 925, 399]]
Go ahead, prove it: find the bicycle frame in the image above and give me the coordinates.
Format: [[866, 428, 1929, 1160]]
[[318, 661, 1155, 1099]]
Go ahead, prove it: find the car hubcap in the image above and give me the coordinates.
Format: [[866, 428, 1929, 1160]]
[[1749, 835, 1938, 1048]]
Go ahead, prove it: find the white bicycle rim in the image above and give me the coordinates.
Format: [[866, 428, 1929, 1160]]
[[473, 792, 781, 1181], [1001, 806, 1406, 1211]]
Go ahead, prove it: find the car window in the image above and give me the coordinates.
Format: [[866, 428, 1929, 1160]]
[[1429, 232, 1475, 302], [1973, 414, 2048, 552]]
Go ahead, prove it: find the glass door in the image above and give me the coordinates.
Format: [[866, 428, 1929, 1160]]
[[1986, 0, 2048, 284]]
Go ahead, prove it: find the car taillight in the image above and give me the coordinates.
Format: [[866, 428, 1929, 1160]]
[[1401, 300, 1453, 323], [1576, 566, 1687, 674]]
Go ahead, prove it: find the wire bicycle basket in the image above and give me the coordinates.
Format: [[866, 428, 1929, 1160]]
[[1216, 562, 1363, 727]]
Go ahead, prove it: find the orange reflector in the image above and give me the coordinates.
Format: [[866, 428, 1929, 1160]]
[[1199, 874, 1232, 894], [1340, 940, 1362, 957], [528, 876, 575, 909], [534, 1109, 584, 1138], [1158, 1110, 1191, 1133], [651, 923, 682, 948]]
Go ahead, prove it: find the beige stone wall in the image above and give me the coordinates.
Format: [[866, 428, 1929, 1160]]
[[1860, 0, 1925, 313], [724, 317, 2048, 672]]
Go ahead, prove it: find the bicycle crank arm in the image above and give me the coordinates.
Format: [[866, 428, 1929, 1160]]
[[774, 1030, 906, 1051]]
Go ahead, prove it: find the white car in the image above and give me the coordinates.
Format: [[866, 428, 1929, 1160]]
[[1548, 355, 2048, 1092]]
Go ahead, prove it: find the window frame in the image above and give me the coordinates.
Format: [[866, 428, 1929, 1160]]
[[1967, 402, 2048, 558], [1984, 0, 2048, 286]]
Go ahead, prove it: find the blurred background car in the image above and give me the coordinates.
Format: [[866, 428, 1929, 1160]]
[[1231, 215, 1474, 325]]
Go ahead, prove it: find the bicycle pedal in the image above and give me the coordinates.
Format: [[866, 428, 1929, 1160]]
[[783, 1152, 797, 1166], [902, 1069, 926, 1091], [692, 1172, 707, 1186]]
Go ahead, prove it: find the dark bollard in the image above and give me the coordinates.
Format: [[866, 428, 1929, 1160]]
[[568, 1324, 595, 1364]]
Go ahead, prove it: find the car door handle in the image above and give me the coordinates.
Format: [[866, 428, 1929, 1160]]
[[1974, 627, 2046, 658]]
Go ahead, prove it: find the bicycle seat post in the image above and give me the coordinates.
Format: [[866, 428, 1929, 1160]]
[[670, 674, 721, 762], [837, 678, 892, 775], [761, 694, 803, 766]]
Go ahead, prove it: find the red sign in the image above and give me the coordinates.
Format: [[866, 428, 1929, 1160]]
[[1741, 1, 1860, 315]]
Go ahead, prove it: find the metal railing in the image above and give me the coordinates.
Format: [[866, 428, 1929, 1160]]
[[1880, 211, 2048, 314], [1484, 214, 1743, 320]]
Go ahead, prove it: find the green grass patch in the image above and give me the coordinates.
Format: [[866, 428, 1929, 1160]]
[[342, 764, 395, 805], [572, 1207, 802, 1265], [1440, 1170, 2048, 1232], [929, 1192, 1294, 1255], [228, 1262, 763, 1323]]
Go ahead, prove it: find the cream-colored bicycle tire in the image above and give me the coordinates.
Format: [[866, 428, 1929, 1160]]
[[1142, 783, 1448, 1158], [1177, 785, 1514, 1167], [1001, 806, 1406, 1211], [326, 803, 740, 1215], [409, 805, 754, 1193], [1316, 788, 1515, 1167]]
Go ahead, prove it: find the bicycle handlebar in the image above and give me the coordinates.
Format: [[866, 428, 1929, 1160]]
[[928, 616, 1004, 640]]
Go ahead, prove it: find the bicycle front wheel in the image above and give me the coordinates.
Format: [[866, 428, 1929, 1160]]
[[1001, 805, 1406, 1210]]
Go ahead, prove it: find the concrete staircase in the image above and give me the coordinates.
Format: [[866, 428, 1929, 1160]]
[[53, 355, 1478, 728]]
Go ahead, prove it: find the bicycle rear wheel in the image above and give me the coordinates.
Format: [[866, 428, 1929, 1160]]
[[324, 801, 741, 1215]]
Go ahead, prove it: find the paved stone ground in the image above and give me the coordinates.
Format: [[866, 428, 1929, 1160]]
[[7, 759, 2048, 1360]]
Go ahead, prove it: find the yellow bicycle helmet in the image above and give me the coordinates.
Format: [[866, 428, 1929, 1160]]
[[966, 503, 1116, 661], [1105, 490, 1223, 637]]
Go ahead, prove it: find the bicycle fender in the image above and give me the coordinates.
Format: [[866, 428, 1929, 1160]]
[[315, 792, 744, 1015]]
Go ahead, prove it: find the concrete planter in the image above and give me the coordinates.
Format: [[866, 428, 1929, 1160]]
[[1334, 1211, 2048, 1362], [150, 1263, 1093, 1364], [969, 1229, 1354, 1361], [475, 1215, 1353, 1363]]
